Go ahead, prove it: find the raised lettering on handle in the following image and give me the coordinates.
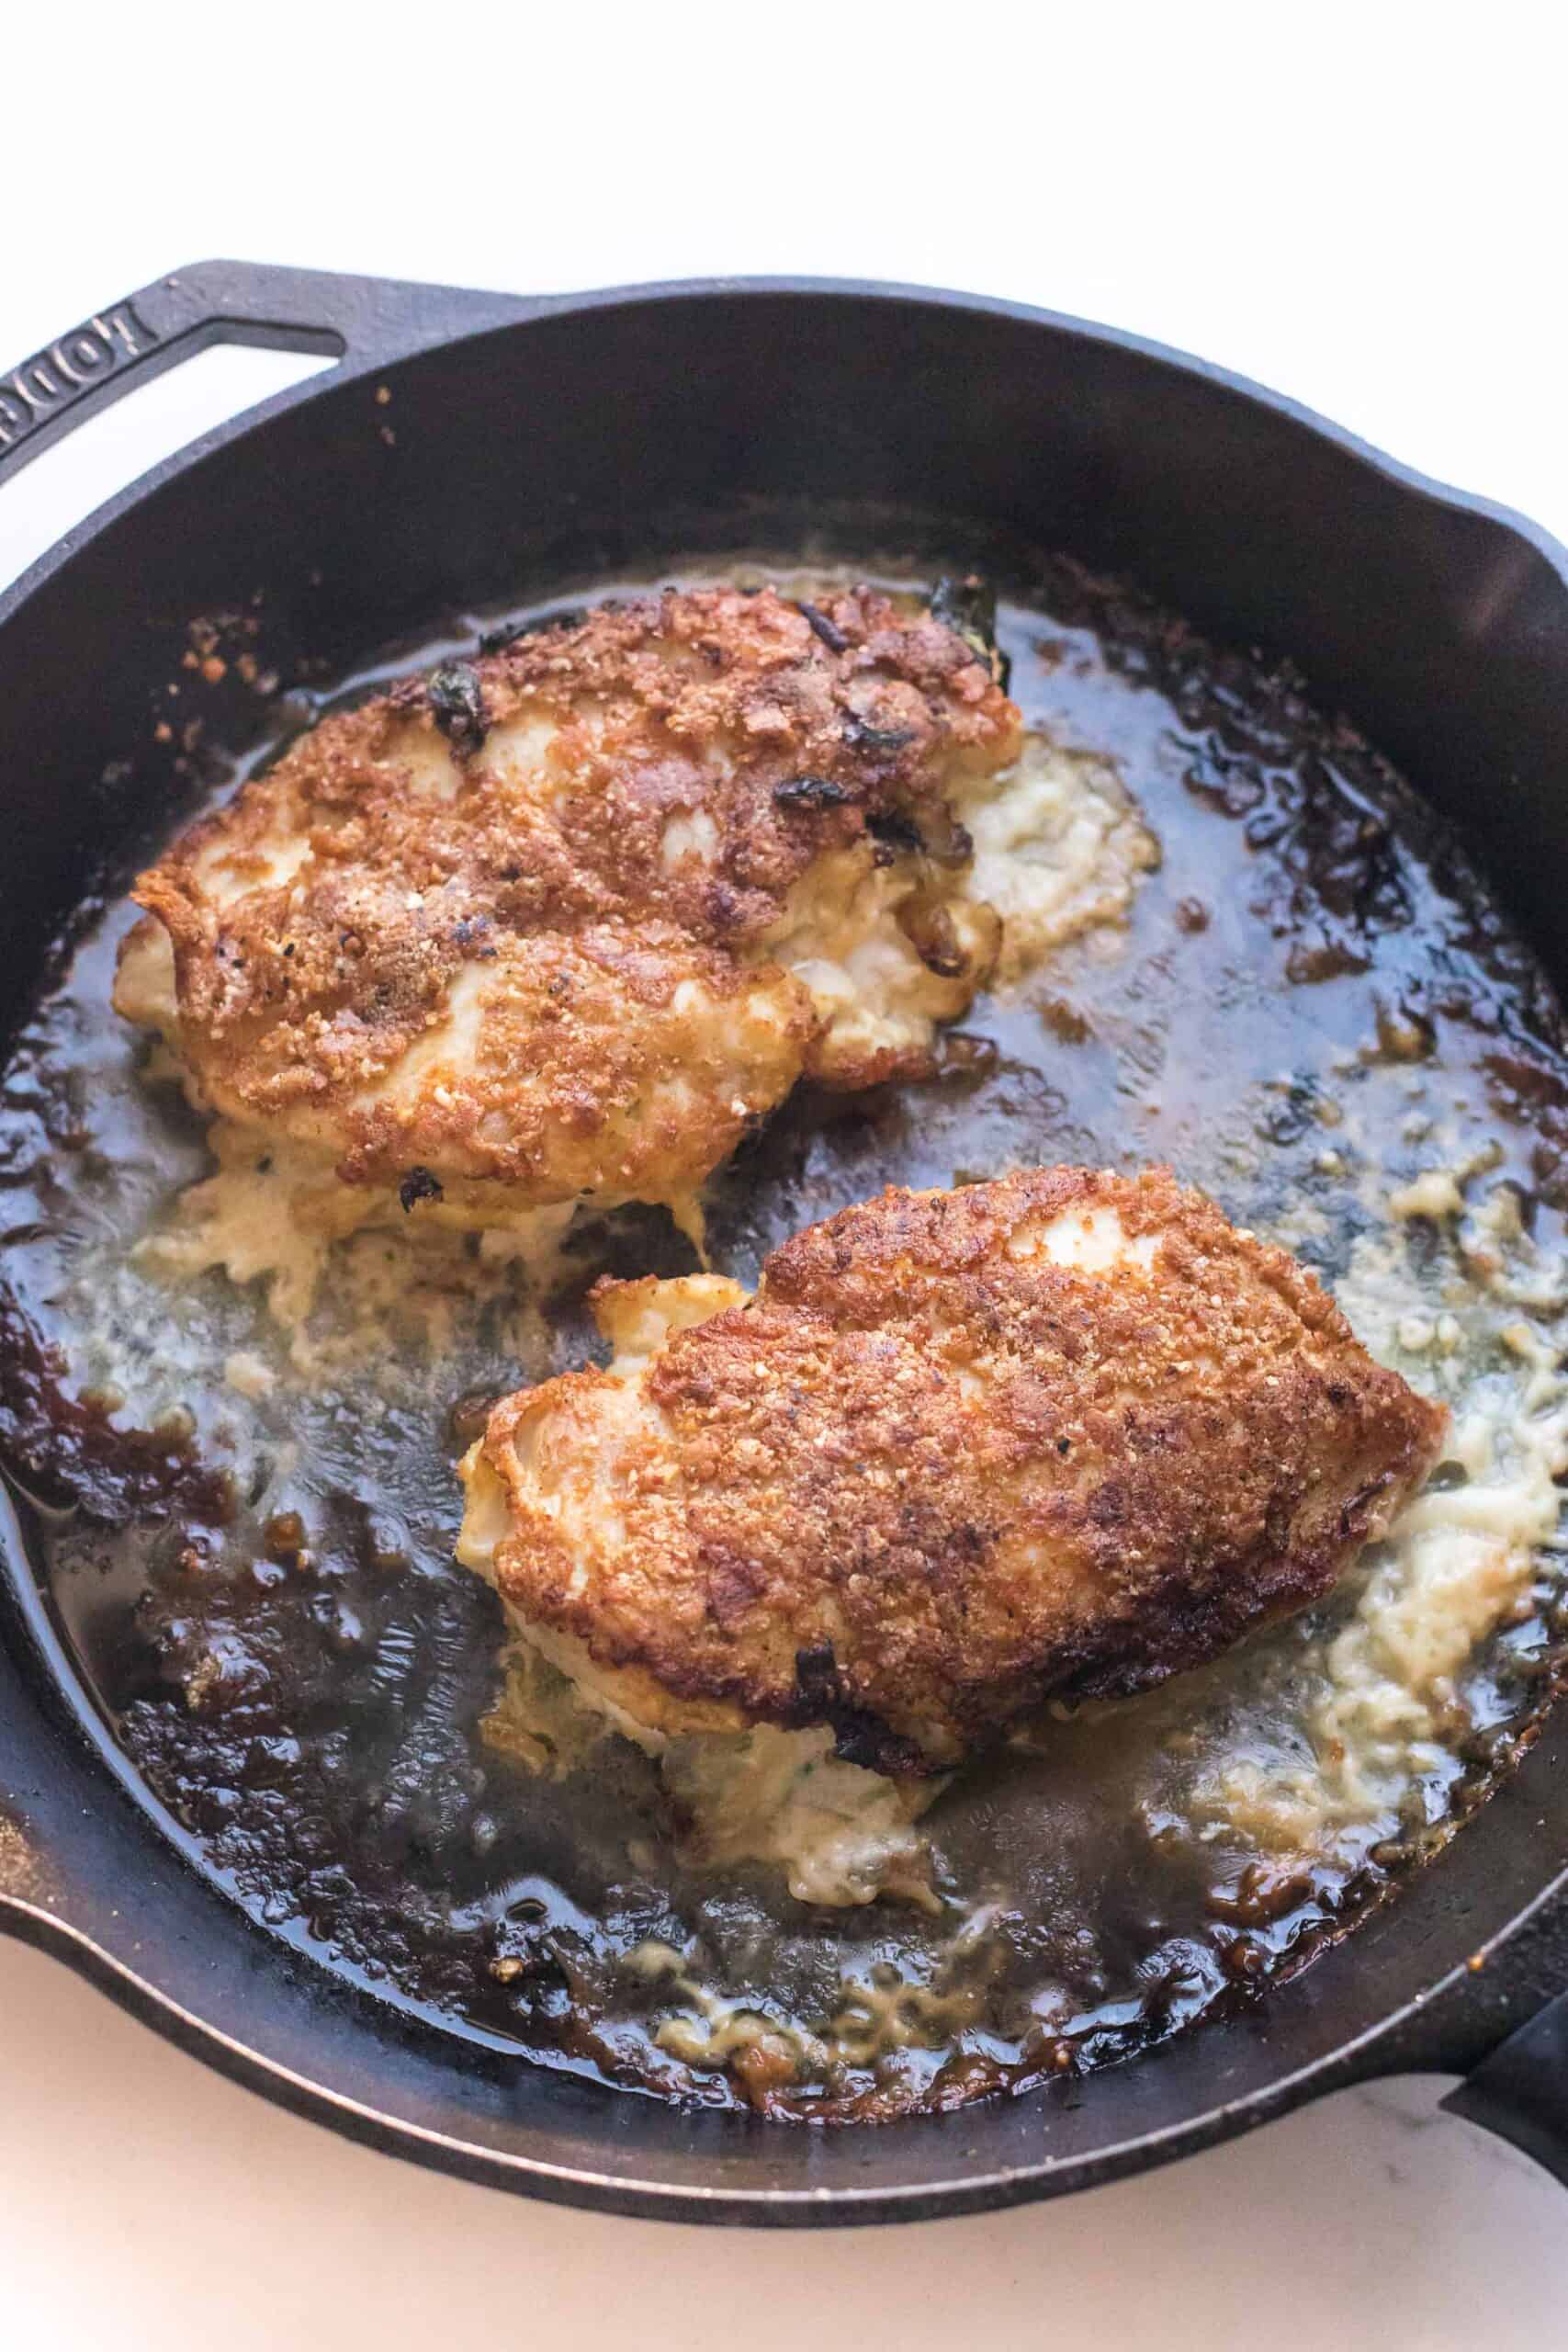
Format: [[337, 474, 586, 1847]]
[[0, 302, 161, 456]]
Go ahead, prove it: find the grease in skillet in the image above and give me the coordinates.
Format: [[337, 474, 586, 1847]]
[[2, 556, 1565, 2120]]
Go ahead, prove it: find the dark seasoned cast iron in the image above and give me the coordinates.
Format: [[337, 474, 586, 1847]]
[[2, 262, 1567, 2220]]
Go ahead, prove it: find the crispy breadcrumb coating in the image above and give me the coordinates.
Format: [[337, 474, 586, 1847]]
[[114, 585, 1020, 1228], [458, 1168, 1447, 1770]]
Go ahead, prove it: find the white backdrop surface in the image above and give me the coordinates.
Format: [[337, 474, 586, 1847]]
[[3, 10, 1565, 2343]]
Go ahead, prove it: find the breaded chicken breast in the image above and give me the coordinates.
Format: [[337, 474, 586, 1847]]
[[115, 584, 1038, 1240], [457, 1167, 1447, 1773]]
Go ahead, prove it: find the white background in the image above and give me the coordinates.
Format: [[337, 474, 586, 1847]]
[[2, 8, 1566, 2343]]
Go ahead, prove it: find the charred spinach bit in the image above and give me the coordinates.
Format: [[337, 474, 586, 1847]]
[[774, 774, 852, 811], [866, 808, 926, 861], [795, 598, 849, 653], [930, 574, 1010, 691], [840, 709, 918, 757], [791, 1642, 930, 1776], [398, 1166, 445, 1213], [428, 662, 489, 756], [452, 915, 499, 960], [479, 607, 585, 655]]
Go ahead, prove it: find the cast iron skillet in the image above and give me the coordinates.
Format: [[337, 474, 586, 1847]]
[[2, 262, 1567, 2222]]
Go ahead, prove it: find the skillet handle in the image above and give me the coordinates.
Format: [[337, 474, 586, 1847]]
[[1374, 1859, 1568, 2188], [1442, 1990, 1568, 2187], [1434, 1880, 1568, 2186], [0, 258, 538, 486]]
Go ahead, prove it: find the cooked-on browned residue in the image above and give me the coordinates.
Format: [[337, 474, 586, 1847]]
[[113, 586, 1019, 1222], [467, 1167, 1447, 1769]]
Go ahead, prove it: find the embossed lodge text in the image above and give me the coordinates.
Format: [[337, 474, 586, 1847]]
[[0, 303, 160, 453]]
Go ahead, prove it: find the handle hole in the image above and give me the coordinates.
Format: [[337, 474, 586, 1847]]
[[1, 344, 335, 594]]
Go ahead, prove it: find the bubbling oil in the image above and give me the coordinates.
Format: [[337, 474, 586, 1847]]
[[2, 552, 1566, 2121]]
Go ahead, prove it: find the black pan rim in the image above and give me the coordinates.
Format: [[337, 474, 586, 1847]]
[[5, 267, 1568, 630], [3, 265, 1567, 2222], [6, 1443, 1562, 2224]]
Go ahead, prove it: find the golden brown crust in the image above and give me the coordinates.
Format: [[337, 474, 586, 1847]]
[[118, 586, 1019, 1211], [475, 1168, 1449, 1766]]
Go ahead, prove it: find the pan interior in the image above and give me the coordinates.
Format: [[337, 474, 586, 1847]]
[[2, 547, 1566, 2126]]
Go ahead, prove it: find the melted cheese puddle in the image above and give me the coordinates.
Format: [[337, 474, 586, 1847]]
[[1198, 1156, 1568, 1856], [626, 1906, 999, 2086], [479, 1623, 942, 1908], [954, 734, 1159, 981], [134, 1120, 575, 1370], [762, 732, 1157, 1075]]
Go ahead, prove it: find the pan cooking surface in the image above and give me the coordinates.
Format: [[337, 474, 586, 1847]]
[[3, 552, 1566, 2121]]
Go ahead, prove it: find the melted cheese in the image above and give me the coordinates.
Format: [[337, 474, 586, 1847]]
[[1198, 1160, 1568, 1854], [479, 1623, 942, 1907], [761, 846, 990, 1076], [136, 1119, 571, 1368], [760, 730, 1157, 1077], [627, 1905, 999, 2081], [954, 734, 1159, 980], [134, 1124, 370, 1335], [661, 1729, 941, 1909], [112, 917, 182, 1037]]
